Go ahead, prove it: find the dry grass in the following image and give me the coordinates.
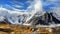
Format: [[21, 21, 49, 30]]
[[0, 23, 60, 34]]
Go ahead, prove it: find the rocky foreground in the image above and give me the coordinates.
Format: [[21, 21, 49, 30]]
[[0, 22, 60, 34]]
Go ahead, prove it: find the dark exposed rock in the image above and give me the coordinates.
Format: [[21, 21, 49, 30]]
[[0, 28, 13, 32], [29, 12, 60, 25]]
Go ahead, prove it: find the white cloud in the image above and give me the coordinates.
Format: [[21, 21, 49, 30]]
[[0, 6, 10, 12], [26, 0, 34, 3], [48, 0, 55, 1], [13, 0, 24, 5], [25, 0, 46, 23], [5, 4, 24, 11], [12, 5, 23, 8]]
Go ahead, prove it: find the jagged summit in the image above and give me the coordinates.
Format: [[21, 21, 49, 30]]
[[23, 12, 60, 26], [0, 10, 60, 26]]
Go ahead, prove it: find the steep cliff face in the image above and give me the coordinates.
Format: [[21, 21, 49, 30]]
[[27, 12, 60, 25]]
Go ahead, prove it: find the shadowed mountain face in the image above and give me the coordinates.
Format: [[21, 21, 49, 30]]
[[51, 13, 60, 24], [28, 12, 60, 25]]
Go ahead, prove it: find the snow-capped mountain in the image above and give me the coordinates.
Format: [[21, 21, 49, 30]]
[[0, 7, 32, 24], [0, 6, 46, 25], [52, 7, 60, 21], [0, 7, 60, 26]]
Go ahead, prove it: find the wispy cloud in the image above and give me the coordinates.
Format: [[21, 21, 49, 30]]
[[14, 5, 23, 8], [25, 0, 46, 23], [42, 0, 60, 12]]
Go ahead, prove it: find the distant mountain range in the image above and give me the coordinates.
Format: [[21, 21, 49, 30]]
[[0, 8, 60, 25], [0, 8, 31, 24]]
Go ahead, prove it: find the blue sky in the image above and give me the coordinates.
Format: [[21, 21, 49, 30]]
[[42, 0, 60, 11], [0, 0, 30, 10], [0, 0, 60, 12]]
